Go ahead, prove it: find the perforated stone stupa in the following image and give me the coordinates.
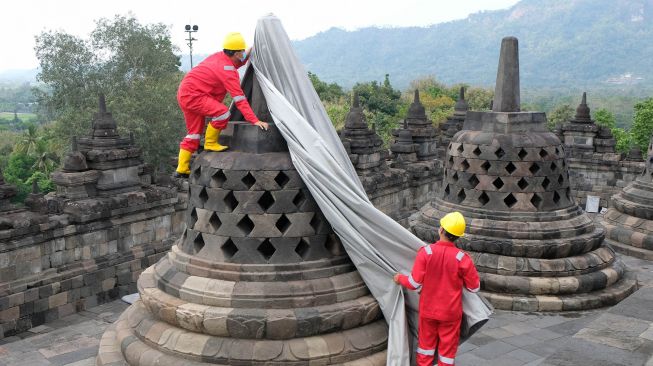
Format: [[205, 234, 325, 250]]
[[601, 135, 653, 260], [97, 81, 387, 365], [410, 37, 637, 311], [436, 87, 469, 159]]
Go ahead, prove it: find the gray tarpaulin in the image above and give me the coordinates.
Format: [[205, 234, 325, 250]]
[[247, 15, 492, 366]]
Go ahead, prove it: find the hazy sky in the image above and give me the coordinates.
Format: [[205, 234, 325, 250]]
[[0, 0, 519, 72]]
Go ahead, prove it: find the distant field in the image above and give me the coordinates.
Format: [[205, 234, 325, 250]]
[[0, 112, 37, 121]]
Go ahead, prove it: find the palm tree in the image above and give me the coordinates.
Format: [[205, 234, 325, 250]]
[[31, 139, 59, 175], [15, 124, 41, 155]]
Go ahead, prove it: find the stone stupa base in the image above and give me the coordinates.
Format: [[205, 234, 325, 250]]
[[96, 300, 388, 366], [412, 200, 639, 312]]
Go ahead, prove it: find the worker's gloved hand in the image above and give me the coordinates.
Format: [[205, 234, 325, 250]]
[[255, 121, 269, 130], [393, 273, 401, 284]]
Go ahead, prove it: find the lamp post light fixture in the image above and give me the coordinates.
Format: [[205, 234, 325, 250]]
[[185, 24, 199, 68]]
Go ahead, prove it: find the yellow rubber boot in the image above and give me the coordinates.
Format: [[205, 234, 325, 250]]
[[204, 124, 229, 152], [175, 149, 192, 176]]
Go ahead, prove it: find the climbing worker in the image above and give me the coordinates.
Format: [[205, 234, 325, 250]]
[[394, 211, 480, 366], [175, 32, 269, 177]]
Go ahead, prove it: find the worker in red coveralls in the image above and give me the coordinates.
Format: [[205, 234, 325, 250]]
[[394, 211, 480, 366], [175, 32, 269, 177]]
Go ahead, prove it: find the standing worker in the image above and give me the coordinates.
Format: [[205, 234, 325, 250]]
[[175, 32, 269, 177], [394, 211, 480, 366]]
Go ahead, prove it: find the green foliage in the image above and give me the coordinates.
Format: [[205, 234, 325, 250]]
[[547, 104, 574, 130], [631, 97, 653, 154], [352, 74, 404, 145], [594, 108, 616, 129], [324, 101, 350, 131], [594, 108, 631, 153], [3, 152, 37, 202], [308, 72, 346, 103], [34, 14, 184, 170], [353, 74, 402, 116]]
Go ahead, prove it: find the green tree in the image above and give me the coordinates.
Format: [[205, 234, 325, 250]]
[[3, 152, 37, 202], [308, 72, 346, 103], [631, 97, 653, 154], [34, 14, 184, 170], [352, 75, 404, 145], [14, 124, 41, 155], [547, 104, 574, 130], [594, 108, 616, 129]]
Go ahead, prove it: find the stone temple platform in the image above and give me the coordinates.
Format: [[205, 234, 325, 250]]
[[94, 116, 387, 364], [0, 253, 651, 366], [410, 37, 637, 311]]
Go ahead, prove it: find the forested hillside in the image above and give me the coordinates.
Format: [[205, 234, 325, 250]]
[[293, 0, 653, 89]]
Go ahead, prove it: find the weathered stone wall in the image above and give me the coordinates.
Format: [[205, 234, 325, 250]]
[[0, 194, 186, 338], [566, 153, 643, 208], [366, 173, 440, 226]]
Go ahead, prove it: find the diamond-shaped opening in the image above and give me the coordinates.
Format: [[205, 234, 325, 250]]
[[237, 215, 255, 236], [461, 159, 470, 171], [553, 191, 561, 204], [566, 187, 571, 200], [457, 189, 466, 203], [193, 233, 205, 254], [531, 193, 542, 208], [211, 170, 226, 187], [295, 238, 310, 259], [448, 156, 454, 167], [258, 191, 275, 211], [199, 187, 208, 203], [257, 239, 276, 261], [478, 191, 490, 206], [468, 174, 479, 188], [481, 161, 491, 172], [555, 147, 560, 156], [457, 144, 464, 154], [473, 146, 482, 156], [518, 148, 528, 160], [276, 214, 291, 234], [189, 208, 198, 228], [539, 148, 549, 158], [444, 184, 450, 196], [558, 174, 564, 185], [224, 191, 238, 211], [504, 193, 517, 208], [448, 143, 453, 151], [221, 238, 238, 259], [242, 172, 256, 189], [550, 162, 557, 171], [293, 190, 307, 208], [452, 171, 459, 182], [529, 162, 541, 174], [192, 167, 202, 182], [274, 171, 290, 188], [310, 214, 322, 233], [492, 177, 504, 189], [562, 160, 566, 168], [542, 177, 551, 189], [505, 162, 517, 174], [209, 212, 222, 231], [517, 178, 529, 190], [495, 147, 505, 158]]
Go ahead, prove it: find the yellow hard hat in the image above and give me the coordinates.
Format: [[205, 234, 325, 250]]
[[223, 32, 246, 51], [440, 211, 466, 237]]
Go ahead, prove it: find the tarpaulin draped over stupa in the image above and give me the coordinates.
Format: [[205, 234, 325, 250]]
[[247, 15, 492, 365]]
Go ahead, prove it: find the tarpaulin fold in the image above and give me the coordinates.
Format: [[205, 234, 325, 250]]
[[247, 14, 493, 366]]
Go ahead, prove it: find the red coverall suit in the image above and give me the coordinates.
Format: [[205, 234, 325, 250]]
[[177, 51, 259, 152], [398, 241, 480, 366]]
